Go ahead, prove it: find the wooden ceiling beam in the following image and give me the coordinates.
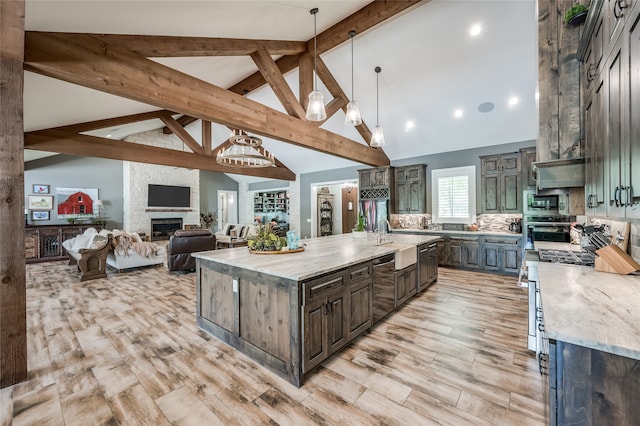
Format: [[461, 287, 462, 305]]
[[162, 114, 197, 134], [24, 130, 296, 180], [299, 52, 313, 112], [315, 57, 376, 151], [25, 32, 388, 167], [91, 34, 306, 56], [250, 46, 306, 119], [158, 112, 204, 154], [43, 109, 172, 133], [228, 1, 423, 95], [202, 120, 212, 155]]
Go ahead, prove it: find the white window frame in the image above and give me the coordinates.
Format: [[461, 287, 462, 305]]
[[431, 165, 476, 224]]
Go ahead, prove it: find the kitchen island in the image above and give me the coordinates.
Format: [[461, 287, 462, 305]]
[[192, 233, 439, 386], [538, 263, 640, 424]]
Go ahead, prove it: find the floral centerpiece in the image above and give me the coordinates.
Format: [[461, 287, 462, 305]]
[[200, 210, 218, 230], [247, 224, 289, 252]]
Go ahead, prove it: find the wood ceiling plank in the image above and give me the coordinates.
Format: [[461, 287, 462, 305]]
[[158, 112, 204, 154], [229, 1, 423, 96], [25, 130, 296, 180], [250, 46, 306, 119], [94, 34, 306, 56], [25, 32, 388, 167]]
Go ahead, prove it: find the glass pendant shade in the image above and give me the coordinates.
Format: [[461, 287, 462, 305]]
[[344, 100, 362, 126], [370, 125, 385, 147], [306, 90, 327, 121]]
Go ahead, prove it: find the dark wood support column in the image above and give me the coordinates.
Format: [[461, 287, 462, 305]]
[[0, 0, 28, 388]]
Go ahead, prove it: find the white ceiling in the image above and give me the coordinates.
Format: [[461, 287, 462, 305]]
[[23, 0, 538, 183]]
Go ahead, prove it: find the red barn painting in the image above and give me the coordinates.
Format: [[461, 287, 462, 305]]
[[57, 191, 95, 216]]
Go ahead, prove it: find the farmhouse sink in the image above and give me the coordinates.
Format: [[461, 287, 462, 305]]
[[382, 243, 417, 270]]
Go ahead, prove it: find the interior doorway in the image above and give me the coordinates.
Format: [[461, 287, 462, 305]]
[[341, 184, 358, 233], [310, 180, 358, 237], [217, 190, 238, 226]]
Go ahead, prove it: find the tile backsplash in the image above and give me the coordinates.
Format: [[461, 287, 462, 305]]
[[390, 213, 522, 233]]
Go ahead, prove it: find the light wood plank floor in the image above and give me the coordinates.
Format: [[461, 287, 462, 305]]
[[2, 262, 544, 425]]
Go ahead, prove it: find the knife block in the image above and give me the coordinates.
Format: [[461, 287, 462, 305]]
[[595, 245, 640, 274]]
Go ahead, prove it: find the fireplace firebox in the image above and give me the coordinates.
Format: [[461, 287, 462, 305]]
[[150, 218, 183, 241]]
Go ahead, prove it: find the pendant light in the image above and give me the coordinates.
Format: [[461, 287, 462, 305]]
[[370, 66, 385, 147], [344, 30, 362, 126], [305, 8, 327, 121]]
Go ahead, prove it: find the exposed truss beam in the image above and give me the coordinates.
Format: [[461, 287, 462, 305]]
[[158, 112, 203, 154], [94, 34, 306, 57], [228, 1, 423, 95], [25, 31, 388, 168], [163, 114, 197, 134], [24, 130, 295, 180]]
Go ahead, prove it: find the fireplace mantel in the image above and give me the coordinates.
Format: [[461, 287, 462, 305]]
[[145, 209, 194, 213]]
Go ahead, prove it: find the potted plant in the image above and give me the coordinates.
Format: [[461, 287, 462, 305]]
[[564, 4, 588, 26], [247, 224, 288, 252], [352, 213, 367, 239]]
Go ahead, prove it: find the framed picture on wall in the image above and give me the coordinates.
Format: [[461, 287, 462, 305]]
[[28, 195, 54, 210], [32, 184, 50, 194], [31, 211, 50, 221]]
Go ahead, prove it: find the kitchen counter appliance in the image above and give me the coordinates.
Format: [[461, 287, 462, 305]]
[[523, 190, 572, 244], [372, 254, 395, 323]]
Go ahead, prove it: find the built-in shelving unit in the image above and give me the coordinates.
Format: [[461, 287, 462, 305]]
[[253, 191, 289, 213]]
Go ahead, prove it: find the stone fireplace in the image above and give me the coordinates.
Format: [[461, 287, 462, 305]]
[[121, 129, 200, 236], [150, 218, 183, 241]]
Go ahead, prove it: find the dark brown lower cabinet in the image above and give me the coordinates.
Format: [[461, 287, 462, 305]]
[[395, 264, 416, 306], [547, 339, 640, 425], [25, 224, 103, 263]]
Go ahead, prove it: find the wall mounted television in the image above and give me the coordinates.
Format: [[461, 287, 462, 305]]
[[148, 184, 191, 208]]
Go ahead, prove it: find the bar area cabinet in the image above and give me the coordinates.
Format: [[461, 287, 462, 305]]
[[25, 224, 102, 263]]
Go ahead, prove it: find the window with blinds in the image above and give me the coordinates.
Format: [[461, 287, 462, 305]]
[[432, 166, 476, 224]]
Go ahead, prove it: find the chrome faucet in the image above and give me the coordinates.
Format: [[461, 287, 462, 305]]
[[377, 219, 391, 243]]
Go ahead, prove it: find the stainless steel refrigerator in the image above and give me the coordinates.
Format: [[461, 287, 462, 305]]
[[359, 199, 389, 233]]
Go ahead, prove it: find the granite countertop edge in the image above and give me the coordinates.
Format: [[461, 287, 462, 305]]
[[538, 262, 640, 360], [391, 228, 522, 237], [193, 233, 441, 281]]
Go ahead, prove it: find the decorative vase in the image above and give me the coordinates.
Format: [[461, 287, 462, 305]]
[[352, 230, 367, 239]]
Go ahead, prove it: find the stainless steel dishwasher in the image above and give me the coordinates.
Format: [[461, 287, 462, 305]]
[[372, 254, 395, 323]]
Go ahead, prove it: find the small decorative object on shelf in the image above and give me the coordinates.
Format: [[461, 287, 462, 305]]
[[200, 210, 218, 230], [564, 4, 588, 26]]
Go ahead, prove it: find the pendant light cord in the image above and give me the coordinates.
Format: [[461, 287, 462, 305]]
[[375, 66, 381, 126], [350, 32, 355, 100], [312, 8, 318, 91]]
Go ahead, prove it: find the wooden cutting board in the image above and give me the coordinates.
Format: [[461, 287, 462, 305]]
[[609, 220, 630, 252]]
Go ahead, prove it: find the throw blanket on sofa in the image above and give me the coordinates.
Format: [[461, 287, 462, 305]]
[[111, 230, 159, 258]]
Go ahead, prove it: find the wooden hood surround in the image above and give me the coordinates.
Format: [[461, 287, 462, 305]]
[[23, 1, 422, 181]]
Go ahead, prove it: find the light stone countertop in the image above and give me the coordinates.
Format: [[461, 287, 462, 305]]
[[538, 262, 640, 360], [193, 233, 440, 281], [391, 228, 522, 237], [534, 241, 582, 252]]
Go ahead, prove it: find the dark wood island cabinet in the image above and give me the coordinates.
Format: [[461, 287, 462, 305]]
[[193, 233, 438, 386]]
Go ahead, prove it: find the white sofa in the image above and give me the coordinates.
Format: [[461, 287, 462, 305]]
[[214, 223, 259, 248], [107, 230, 166, 271]]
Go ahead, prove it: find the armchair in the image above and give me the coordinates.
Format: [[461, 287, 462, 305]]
[[167, 229, 216, 272]]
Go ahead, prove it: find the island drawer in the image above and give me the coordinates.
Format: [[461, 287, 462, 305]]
[[348, 262, 372, 284], [302, 271, 345, 304]]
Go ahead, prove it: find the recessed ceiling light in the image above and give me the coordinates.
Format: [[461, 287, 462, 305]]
[[508, 96, 519, 107], [454, 109, 464, 118], [470, 24, 482, 37], [106, 134, 112, 138], [405, 120, 415, 132], [535, 90, 539, 101]]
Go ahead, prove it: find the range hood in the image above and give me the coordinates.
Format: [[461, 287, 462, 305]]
[[533, 158, 585, 190]]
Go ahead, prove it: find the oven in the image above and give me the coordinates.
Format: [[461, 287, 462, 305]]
[[524, 215, 572, 243]]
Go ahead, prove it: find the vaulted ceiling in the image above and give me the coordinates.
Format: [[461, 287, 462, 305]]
[[23, 0, 538, 183]]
